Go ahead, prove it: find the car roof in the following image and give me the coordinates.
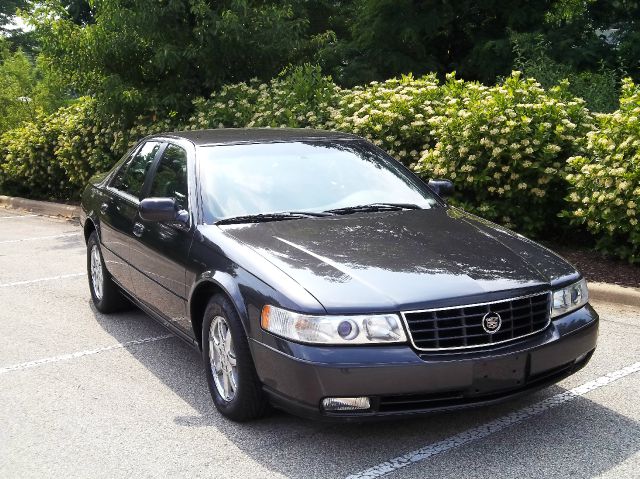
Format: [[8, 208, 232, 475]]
[[154, 128, 361, 146]]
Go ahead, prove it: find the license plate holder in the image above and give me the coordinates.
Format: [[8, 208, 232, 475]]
[[471, 354, 527, 396]]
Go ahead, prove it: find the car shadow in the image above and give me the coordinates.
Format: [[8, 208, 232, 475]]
[[91, 303, 639, 479]]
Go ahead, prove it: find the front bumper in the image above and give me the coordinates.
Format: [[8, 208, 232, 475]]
[[250, 304, 599, 421]]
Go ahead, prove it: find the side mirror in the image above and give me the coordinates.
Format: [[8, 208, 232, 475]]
[[428, 179, 454, 198], [139, 197, 188, 224]]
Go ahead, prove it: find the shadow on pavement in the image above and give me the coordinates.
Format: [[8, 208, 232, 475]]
[[92, 303, 639, 479]]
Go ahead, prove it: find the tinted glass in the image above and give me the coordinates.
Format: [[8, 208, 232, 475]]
[[148, 144, 188, 210], [199, 140, 438, 222], [111, 141, 162, 198]]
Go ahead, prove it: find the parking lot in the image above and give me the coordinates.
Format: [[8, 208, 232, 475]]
[[0, 210, 638, 479]]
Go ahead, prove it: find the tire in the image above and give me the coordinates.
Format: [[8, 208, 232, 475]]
[[87, 231, 130, 313], [202, 294, 268, 421]]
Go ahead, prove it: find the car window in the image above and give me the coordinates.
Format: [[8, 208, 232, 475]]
[[110, 141, 162, 199], [199, 140, 438, 221], [148, 144, 188, 210]]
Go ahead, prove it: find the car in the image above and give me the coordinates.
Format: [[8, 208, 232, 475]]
[[80, 128, 598, 422]]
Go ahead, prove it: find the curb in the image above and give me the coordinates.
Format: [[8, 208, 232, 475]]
[[0, 195, 80, 218], [589, 282, 640, 308]]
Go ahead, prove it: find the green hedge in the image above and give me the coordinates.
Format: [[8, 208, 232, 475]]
[[0, 67, 638, 261], [565, 79, 640, 263], [0, 99, 177, 200], [415, 73, 593, 236]]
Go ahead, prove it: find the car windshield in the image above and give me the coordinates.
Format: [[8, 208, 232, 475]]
[[198, 139, 439, 223]]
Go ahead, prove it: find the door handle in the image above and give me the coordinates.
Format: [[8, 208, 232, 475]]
[[133, 222, 145, 237], [100, 203, 109, 214]]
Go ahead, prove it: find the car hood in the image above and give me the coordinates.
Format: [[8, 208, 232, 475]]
[[218, 207, 578, 312]]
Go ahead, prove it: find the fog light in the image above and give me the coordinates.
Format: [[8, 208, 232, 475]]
[[322, 397, 371, 412]]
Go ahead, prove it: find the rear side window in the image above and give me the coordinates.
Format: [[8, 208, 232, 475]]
[[148, 144, 188, 210], [111, 141, 162, 199]]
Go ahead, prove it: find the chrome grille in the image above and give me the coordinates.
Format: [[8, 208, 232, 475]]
[[402, 292, 551, 351]]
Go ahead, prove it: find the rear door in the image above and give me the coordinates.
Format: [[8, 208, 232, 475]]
[[127, 142, 195, 335], [99, 140, 164, 293]]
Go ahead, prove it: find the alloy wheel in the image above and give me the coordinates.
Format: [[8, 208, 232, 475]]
[[209, 315, 238, 402], [90, 244, 104, 301]]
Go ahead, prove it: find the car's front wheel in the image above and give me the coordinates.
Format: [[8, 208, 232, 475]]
[[202, 294, 268, 421], [87, 231, 129, 313]]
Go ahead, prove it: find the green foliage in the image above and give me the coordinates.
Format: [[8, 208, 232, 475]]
[[0, 98, 129, 199], [0, 38, 75, 134], [415, 73, 594, 237], [321, 0, 548, 86], [188, 64, 341, 129], [1, 67, 639, 261], [329, 74, 445, 165], [30, 0, 314, 116], [0, 0, 28, 33], [565, 79, 640, 262], [512, 33, 620, 112], [0, 40, 37, 133]]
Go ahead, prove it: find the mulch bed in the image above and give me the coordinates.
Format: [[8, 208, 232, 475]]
[[545, 243, 640, 288]]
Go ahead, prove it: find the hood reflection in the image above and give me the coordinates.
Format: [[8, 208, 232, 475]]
[[214, 208, 576, 311]]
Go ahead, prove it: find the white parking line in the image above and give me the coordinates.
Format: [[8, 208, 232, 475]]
[[0, 214, 39, 219], [0, 232, 80, 244], [0, 334, 174, 375], [0, 273, 85, 288], [345, 361, 640, 479]]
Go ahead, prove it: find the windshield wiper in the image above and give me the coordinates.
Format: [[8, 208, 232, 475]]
[[324, 203, 422, 215], [215, 211, 331, 225], [286, 211, 334, 217], [216, 213, 303, 225]]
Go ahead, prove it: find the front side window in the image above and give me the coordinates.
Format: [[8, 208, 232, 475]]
[[111, 141, 162, 199], [198, 140, 438, 222], [148, 144, 189, 210]]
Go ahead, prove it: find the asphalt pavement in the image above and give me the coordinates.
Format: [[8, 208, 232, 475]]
[[0, 210, 638, 479]]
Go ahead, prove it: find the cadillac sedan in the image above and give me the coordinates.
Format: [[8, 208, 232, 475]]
[[80, 128, 598, 421]]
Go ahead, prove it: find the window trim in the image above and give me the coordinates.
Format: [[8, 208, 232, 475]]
[[143, 142, 189, 209], [140, 139, 195, 230], [108, 140, 166, 201]]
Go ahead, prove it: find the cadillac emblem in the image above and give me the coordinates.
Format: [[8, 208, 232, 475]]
[[482, 311, 502, 334]]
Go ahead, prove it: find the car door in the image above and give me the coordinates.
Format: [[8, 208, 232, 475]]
[[99, 140, 164, 294], [127, 142, 195, 335]]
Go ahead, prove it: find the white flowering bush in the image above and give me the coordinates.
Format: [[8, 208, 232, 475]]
[[3, 68, 637, 261], [188, 79, 262, 129], [565, 79, 640, 263], [188, 64, 340, 130], [328, 74, 445, 165], [0, 98, 131, 199], [415, 72, 593, 236]]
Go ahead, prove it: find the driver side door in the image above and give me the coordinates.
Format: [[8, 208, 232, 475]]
[[127, 143, 195, 336]]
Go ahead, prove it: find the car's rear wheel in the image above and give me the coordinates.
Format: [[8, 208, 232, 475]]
[[87, 231, 129, 313], [202, 294, 268, 421]]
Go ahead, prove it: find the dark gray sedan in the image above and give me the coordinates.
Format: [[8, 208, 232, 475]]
[[80, 128, 598, 421]]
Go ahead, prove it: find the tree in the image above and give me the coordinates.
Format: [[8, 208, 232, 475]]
[[0, 0, 28, 34], [318, 0, 553, 86], [29, 0, 314, 116], [0, 35, 73, 134], [0, 37, 37, 132]]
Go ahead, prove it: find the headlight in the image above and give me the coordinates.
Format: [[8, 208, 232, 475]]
[[260, 305, 407, 344], [551, 278, 589, 318]]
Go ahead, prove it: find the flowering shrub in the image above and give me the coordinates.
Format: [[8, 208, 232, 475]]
[[188, 64, 340, 130], [0, 98, 131, 200], [1, 68, 637, 261], [0, 115, 69, 199], [328, 74, 445, 166], [0, 99, 181, 200], [415, 73, 593, 236], [565, 79, 640, 263]]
